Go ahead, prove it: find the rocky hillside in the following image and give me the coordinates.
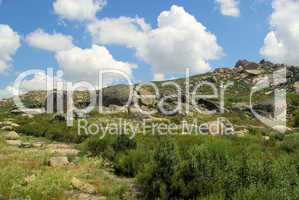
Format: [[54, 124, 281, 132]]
[[1, 59, 299, 125]]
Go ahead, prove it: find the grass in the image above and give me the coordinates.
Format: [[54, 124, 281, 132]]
[[0, 134, 135, 200]]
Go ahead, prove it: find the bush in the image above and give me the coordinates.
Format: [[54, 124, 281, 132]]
[[113, 134, 137, 153], [294, 111, 299, 127], [279, 135, 299, 153], [137, 138, 180, 199], [114, 149, 148, 177], [81, 135, 116, 157]]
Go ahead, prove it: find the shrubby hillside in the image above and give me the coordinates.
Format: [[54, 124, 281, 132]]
[[1, 60, 299, 199]]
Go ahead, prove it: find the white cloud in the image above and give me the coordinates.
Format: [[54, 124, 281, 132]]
[[53, 0, 106, 22], [0, 72, 63, 99], [260, 0, 299, 65], [26, 29, 74, 52], [88, 5, 223, 79], [0, 87, 14, 99], [153, 73, 165, 81], [88, 17, 151, 48], [216, 0, 240, 17], [55, 45, 136, 84], [0, 24, 21, 73]]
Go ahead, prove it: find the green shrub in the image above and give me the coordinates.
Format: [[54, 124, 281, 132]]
[[113, 134, 137, 153], [279, 135, 299, 153], [137, 138, 180, 199], [294, 111, 299, 127], [114, 149, 148, 177]]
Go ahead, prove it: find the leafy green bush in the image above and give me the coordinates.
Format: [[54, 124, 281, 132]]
[[294, 111, 299, 127], [114, 149, 148, 177], [136, 136, 299, 200], [113, 134, 137, 153], [279, 134, 299, 153], [137, 138, 180, 199]]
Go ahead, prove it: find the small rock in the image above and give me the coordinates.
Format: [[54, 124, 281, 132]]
[[24, 175, 36, 184], [32, 141, 45, 148], [6, 122, 20, 128], [21, 113, 34, 119], [48, 156, 69, 167], [6, 140, 22, 147], [245, 69, 263, 76], [46, 143, 72, 149], [1, 126, 13, 131], [76, 193, 106, 200], [20, 142, 32, 148], [5, 131, 20, 140], [49, 148, 79, 156], [263, 136, 270, 141], [71, 177, 97, 194]]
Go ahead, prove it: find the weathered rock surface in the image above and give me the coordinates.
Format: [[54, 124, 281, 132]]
[[5, 131, 20, 140], [6, 140, 22, 147], [48, 156, 69, 167], [71, 177, 97, 194]]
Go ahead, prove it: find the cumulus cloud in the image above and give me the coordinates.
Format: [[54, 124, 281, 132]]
[[0, 72, 64, 99], [53, 0, 106, 22], [88, 17, 151, 48], [88, 5, 223, 80], [0, 87, 14, 99], [260, 0, 299, 65], [26, 29, 74, 52], [216, 0, 240, 17], [0, 24, 21, 73], [55, 45, 136, 85]]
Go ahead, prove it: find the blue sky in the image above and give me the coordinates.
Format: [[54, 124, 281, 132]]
[[0, 0, 296, 97]]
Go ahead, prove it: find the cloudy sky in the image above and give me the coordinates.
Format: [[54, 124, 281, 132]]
[[0, 0, 297, 98]]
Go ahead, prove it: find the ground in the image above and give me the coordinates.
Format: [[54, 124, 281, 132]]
[[0, 131, 136, 200]]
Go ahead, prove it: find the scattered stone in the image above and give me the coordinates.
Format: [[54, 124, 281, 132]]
[[75, 193, 106, 200], [128, 106, 151, 119], [48, 156, 69, 167], [52, 114, 66, 122], [7, 122, 20, 127], [10, 109, 23, 114], [1, 126, 13, 131], [46, 143, 72, 149], [71, 177, 97, 194], [5, 131, 20, 140], [263, 136, 270, 141], [235, 60, 260, 70], [245, 69, 263, 76], [49, 148, 79, 156], [24, 175, 36, 184], [21, 113, 34, 119], [6, 140, 22, 147], [32, 141, 46, 148], [20, 142, 32, 148]]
